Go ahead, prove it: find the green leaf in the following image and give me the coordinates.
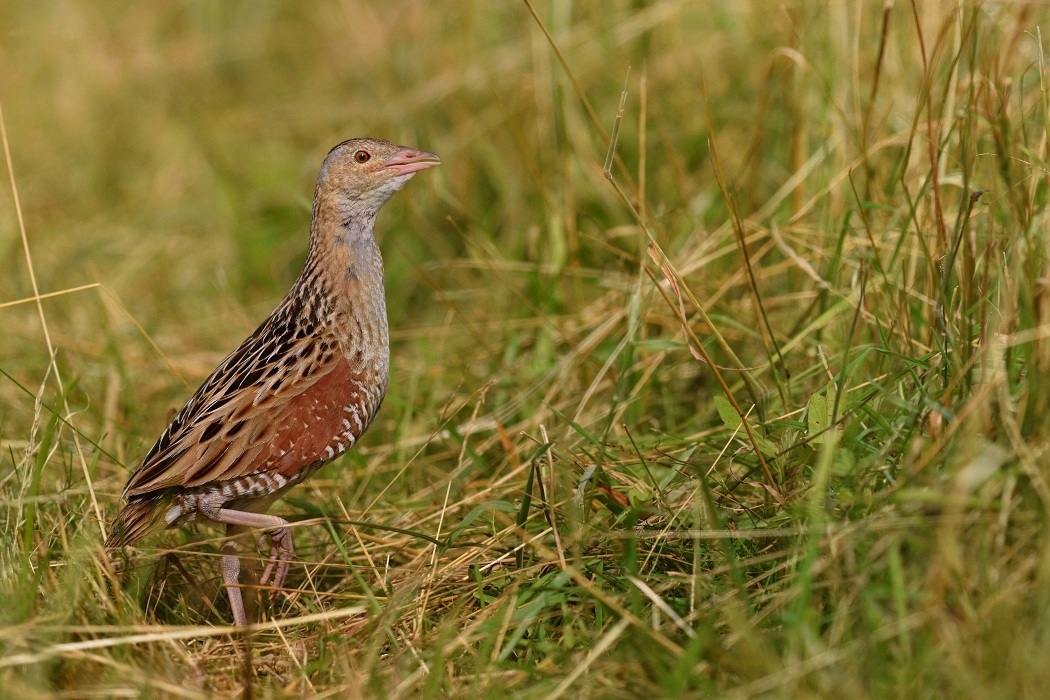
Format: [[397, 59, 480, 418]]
[[807, 392, 830, 444], [752, 434, 778, 456], [714, 395, 742, 428]]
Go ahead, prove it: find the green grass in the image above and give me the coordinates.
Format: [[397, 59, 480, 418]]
[[3, 0, 1050, 696]]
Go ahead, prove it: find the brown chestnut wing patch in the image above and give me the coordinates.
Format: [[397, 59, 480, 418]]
[[189, 358, 372, 487], [123, 356, 370, 498]]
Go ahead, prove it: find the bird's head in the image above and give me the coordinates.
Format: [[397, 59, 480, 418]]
[[316, 137, 440, 221]]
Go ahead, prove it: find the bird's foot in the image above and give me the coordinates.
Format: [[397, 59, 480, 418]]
[[258, 527, 293, 601]]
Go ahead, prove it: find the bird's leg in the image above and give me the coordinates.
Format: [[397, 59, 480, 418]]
[[200, 501, 294, 605], [220, 531, 248, 627]]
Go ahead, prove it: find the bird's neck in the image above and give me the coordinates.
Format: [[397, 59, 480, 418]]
[[303, 214, 383, 284], [297, 197, 389, 355]]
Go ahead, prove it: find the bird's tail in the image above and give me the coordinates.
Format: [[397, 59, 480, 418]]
[[104, 498, 168, 550]]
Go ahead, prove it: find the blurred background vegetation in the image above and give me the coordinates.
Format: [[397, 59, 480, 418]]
[[4, 1, 1050, 697]]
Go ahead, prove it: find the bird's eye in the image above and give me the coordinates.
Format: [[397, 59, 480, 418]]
[[354, 150, 371, 163]]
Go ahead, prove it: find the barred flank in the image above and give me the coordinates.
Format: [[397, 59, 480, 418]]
[[103, 498, 168, 549]]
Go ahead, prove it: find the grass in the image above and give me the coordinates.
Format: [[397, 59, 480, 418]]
[[3, 0, 1050, 696]]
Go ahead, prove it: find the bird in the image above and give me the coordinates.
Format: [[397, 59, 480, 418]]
[[104, 137, 440, 626]]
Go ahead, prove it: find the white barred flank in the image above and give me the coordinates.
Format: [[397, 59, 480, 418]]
[[345, 404, 365, 433]]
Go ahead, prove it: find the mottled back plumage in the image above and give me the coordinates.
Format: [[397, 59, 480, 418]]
[[105, 138, 439, 625]]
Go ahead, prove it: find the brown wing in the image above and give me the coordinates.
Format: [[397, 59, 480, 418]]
[[121, 301, 372, 499]]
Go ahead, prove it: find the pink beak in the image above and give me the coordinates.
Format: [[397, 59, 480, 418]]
[[382, 146, 441, 176]]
